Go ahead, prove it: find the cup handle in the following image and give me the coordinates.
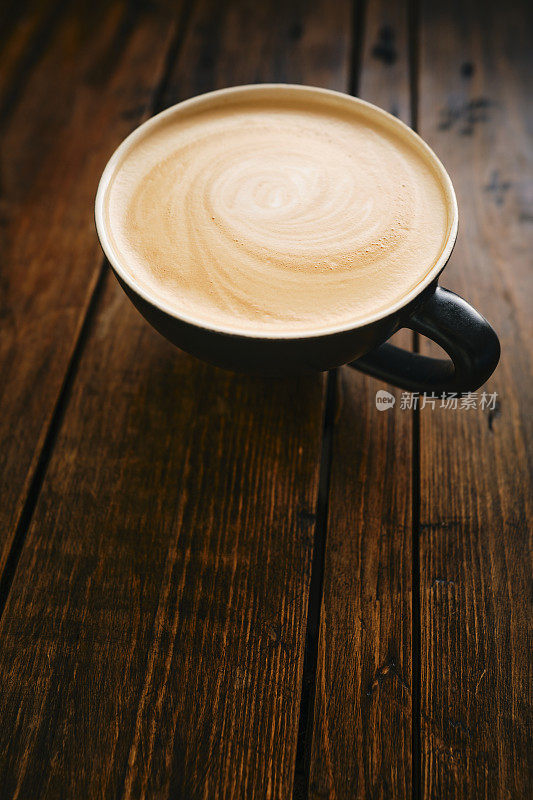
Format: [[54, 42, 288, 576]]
[[349, 286, 500, 394]]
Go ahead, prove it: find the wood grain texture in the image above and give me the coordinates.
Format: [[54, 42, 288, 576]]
[[0, 314, 325, 799], [0, 1, 352, 797], [1, 1, 531, 798], [309, 2, 414, 798], [0, 0, 180, 571], [418, 0, 533, 797], [0, 0, 61, 120]]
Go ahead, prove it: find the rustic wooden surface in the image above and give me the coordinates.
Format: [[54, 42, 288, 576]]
[[0, 0, 181, 574], [418, 0, 532, 797], [0, 1, 531, 799]]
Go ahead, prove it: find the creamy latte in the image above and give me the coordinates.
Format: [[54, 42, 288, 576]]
[[100, 86, 454, 335]]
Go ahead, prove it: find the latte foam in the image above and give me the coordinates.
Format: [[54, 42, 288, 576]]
[[101, 86, 454, 335]]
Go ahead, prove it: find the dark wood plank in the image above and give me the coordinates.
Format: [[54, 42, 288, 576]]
[[0, 0, 182, 571], [418, 0, 532, 797], [0, 1, 58, 118], [309, 1, 414, 798], [0, 1, 353, 797]]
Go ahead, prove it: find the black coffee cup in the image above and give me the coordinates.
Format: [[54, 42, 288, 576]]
[[96, 85, 499, 393]]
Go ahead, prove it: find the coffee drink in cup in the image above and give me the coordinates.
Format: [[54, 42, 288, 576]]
[[101, 86, 454, 336]]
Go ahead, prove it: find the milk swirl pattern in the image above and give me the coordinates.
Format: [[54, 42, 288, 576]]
[[103, 91, 452, 335]]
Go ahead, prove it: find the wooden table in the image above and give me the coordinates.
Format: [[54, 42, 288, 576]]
[[0, 0, 531, 797]]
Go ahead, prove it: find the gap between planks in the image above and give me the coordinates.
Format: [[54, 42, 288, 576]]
[[292, 370, 338, 800], [408, 0, 422, 797], [292, 2, 372, 796]]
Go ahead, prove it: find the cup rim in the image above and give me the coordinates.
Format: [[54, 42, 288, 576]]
[[95, 83, 458, 341]]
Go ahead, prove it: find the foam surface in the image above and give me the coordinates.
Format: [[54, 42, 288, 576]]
[[103, 90, 452, 334]]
